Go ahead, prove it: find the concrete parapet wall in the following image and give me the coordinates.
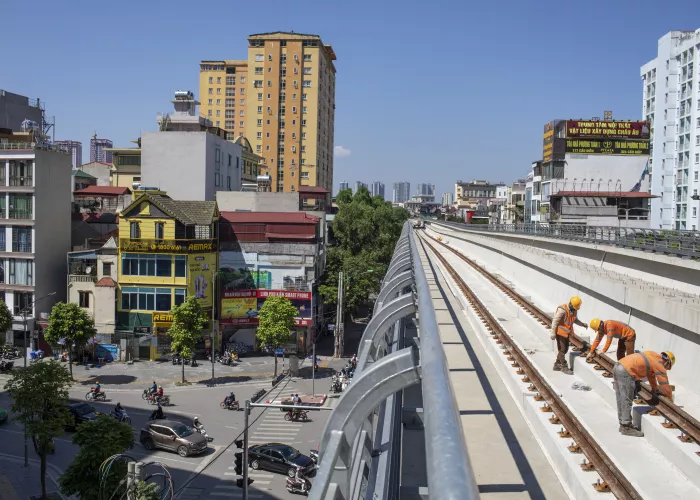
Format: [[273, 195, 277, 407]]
[[428, 224, 700, 398]]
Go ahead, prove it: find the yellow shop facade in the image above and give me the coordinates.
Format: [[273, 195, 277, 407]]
[[116, 189, 218, 359]]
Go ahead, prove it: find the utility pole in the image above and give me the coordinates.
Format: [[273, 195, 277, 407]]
[[334, 272, 343, 358], [243, 400, 250, 500], [211, 273, 217, 384]]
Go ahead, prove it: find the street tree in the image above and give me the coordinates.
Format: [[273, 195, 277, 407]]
[[169, 296, 207, 383], [256, 296, 298, 377], [44, 302, 96, 379], [4, 361, 72, 500], [0, 300, 11, 344], [59, 415, 134, 500], [134, 481, 162, 500]]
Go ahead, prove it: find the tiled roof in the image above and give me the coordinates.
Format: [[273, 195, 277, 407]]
[[266, 232, 315, 239], [147, 194, 218, 226], [73, 170, 97, 179], [552, 191, 657, 199], [96, 277, 117, 287], [221, 211, 319, 224], [298, 186, 329, 194], [74, 186, 131, 196]]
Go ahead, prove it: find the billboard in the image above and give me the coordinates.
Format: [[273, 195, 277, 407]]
[[220, 289, 312, 327], [120, 238, 217, 254], [188, 254, 216, 308], [565, 139, 650, 156], [566, 121, 650, 139], [543, 120, 566, 162]]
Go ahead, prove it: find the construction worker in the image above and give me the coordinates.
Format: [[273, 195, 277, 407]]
[[613, 351, 675, 437], [550, 296, 588, 374], [586, 319, 636, 361]]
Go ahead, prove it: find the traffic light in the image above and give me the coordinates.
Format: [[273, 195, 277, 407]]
[[234, 439, 243, 449], [234, 452, 243, 475], [236, 478, 254, 488]]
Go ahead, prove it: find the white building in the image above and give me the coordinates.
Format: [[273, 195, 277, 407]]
[[392, 182, 410, 203], [641, 29, 700, 230], [0, 141, 72, 347], [339, 181, 349, 192], [441, 192, 453, 206], [141, 91, 243, 201]]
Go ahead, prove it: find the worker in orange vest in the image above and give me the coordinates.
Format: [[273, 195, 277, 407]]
[[550, 296, 588, 374], [586, 319, 636, 361], [614, 351, 675, 437]]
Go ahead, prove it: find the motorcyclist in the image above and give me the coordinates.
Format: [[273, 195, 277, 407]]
[[152, 404, 164, 420], [92, 381, 101, 393], [155, 385, 164, 402], [225, 392, 236, 406], [113, 402, 123, 418], [150, 381, 157, 394], [193, 417, 204, 432]]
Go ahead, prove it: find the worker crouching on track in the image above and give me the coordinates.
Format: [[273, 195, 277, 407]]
[[586, 319, 636, 361], [550, 296, 588, 375], [613, 351, 675, 437]]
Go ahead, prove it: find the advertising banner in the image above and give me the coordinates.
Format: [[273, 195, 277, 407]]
[[220, 289, 312, 327], [566, 120, 650, 139], [188, 254, 216, 308], [565, 139, 650, 156], [221, 297, 259, 319], [120, 238, 217, 254], [542, 120, 566, 162]]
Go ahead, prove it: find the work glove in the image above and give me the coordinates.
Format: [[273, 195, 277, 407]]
[[586, 353, 595, 362], [550, 332, 556, 340], [648, 394, 660, 407]]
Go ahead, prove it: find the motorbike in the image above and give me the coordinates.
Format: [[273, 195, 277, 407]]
[[194, 425, 214, 442], [190, 357, 198, 367], [110, 409, 132, 425], [330, 376, 342, 393], [147, 394, 170, 406], [0, 360, 13, 373], [286, 476, 311, 495], [142, 388, 156, 400], [86, 389, 106, 401], [220, 399, 240, 411], [284, 409, 309, 422], [149, 408, 166, 421], [172, 355, 181, 365], [310, 449, 318, 464]]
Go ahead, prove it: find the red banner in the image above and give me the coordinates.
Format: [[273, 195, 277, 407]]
[[222, 289, 311, 300]]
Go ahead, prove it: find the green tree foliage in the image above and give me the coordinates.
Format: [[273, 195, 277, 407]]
[[256, 296, 298, 377], [4, 361, 73, 499], [134, 481, 162, 500], [44, 302, 96, 380], [0, 300, 11, 344], [169, 296, 207, 383], [320, 187, 409, 318], [59, 415, 134, 500]]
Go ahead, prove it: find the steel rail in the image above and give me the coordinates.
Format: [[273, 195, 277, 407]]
[[422, 229, 700, 450], [419, 233, 641, 499]]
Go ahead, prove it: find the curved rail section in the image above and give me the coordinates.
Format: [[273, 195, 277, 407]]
[[310, 224, 478, 500]]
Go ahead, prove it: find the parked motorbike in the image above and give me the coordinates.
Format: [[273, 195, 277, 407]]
[[286, 476, 311, 495], [0, 360, 14, 373], [284, 410, 309, 422], [220, 399, 240, 411], [86, 389, 106, 401], [172, 355, 181, 365], [110, 409, 132, 425]]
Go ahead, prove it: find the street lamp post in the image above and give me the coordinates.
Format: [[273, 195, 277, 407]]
[[21, 291, 57, 467]]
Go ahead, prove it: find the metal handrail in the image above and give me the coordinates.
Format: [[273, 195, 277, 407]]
[[408, 226, 479, 500], [438, 221, 700, 259]]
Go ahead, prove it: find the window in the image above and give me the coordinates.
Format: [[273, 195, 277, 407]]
[[79, 291, 90, 308], [301, 146, 306, 153], [292, 132, 296, 139], [300, 159, 305, 165], [122, 254, 173, 277], [9, 195, 32, 219], [226, 76, 235, 85], [208, 88, 213, 95], [696, 153, 699, 164], [216, 99, 221, 105], [292, 106, 297, 113], [266, 145, 270, 151], [303, 80, 311, 88], [302, 106, 307, 114], [303, 54, 312, 61], [226, 88, 235, 96], [291, 146, 296, 152], [301, 171, 309, 180], [281, 53, 287, 62], [302, 93, 307, 101], [694, 207, 698, 217], [225, 110, 235, 118], [215, 110, 220, 117], [13, 292, 33, 316], [208, 99, 213, 105], [8, 260, 33, 286], [268, 54, 272, 61], [240, 88, 245, 95], [226, 99, 235, 107], [302, 119, 307, 127], [130, 222, 140, 239], [208, 110, 212, 117], [258, 93, 263, 101], [695, 171, 699, 181], [175, 289, 186, 307], [257, 132, 262, 139], [12, 227, 31, 252], [216, 88, 221, 95], [240, 99, 245, 105], [302, 132, 306, 139], [240, 121, 244, 127], [266, 132, 270, 138], [121, 287, 171, 311], [267, 80, 272, 87], [257, 119, 263, 126], [175, 256, 186, 277], [216, 77, 221, 84], [256, 145, 262, 152], [155, 222, 165, 240], [303, 68, 312, 75], [102, 262, 112, 276], [257, 106, 263, 113], [240, 77, 245, 83], [216, 121, 220, 127], [254, 80, 263, 88], [208, 77, 213, 84], [255, 54, 263, 62], [255, 67, 263, 75], [240, 110, 244, 117]]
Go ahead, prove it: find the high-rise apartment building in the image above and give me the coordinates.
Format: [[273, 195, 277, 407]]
[[244, 32, 336, 195], [392, 182, 410, 203], [354, 181, 367, 193], [339, 181, 349, 192], [199, 60, 249, 140], [641, 29, 700, 230], [417, 183, 436, 197], [442, 192, 454, 206], [55, 140, 82, 169], [90, 134, 114, 164], [371, 181, 385, 199]]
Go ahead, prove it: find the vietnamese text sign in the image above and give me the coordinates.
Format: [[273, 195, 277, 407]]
[[188, 254, 216, 308], [120, 238, 217, 254], [565, 139, 649, 156], [221, 297, 259, 319], [566, 121, 650, 139]]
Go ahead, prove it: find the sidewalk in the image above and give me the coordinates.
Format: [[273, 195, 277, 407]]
[[0, 454, 63, 500]]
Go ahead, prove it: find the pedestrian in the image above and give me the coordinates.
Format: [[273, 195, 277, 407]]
[[613, 351, 675, 437], [550, 296, 588, 374], [587, 319, 636, 361]]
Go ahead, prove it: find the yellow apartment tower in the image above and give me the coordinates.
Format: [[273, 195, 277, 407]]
[[199, 60, 249, 140], [199, 32, 336, 195]]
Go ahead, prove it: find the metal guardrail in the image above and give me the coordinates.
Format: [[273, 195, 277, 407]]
[[438, 221, 700, 259], [311, 223, 477, 500]]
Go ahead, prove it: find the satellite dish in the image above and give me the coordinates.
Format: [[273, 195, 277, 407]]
[[85, 266, 92, 274]]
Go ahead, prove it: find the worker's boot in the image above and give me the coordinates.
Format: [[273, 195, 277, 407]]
[[620, 424, 644, 437], [561, 362, 573, 375], [552, 361, 562, 371]]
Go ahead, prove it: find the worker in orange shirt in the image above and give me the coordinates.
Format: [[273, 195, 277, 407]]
[[586, 319, 636, 361], [613, 351, 675, 437], [550, 296, 588, 374]]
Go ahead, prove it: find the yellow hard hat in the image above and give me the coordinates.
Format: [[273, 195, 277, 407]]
[[590, 318, 602, 331], [570, 296, 582, 310], [662, 352, 676, 369]]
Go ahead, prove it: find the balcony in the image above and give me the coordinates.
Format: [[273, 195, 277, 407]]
[[8, 209, 32, 220], [69, 274, 97, 283], [11, 241, 32, 253], [9, 176, 33, 187]]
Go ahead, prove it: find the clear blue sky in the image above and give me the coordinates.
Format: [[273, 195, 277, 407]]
[[3, 0, 697, 200]]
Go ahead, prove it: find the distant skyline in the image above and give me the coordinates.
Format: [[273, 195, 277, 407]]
[[2, 1, 696, 198]]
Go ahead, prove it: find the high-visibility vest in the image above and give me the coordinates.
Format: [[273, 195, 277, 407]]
[[555, 303, 576, 338], [619, 351, 672, 398]]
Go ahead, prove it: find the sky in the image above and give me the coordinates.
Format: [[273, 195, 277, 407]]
[[2, 0, 698, 201]]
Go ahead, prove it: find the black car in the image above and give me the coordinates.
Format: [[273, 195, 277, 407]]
[[248, 443, 315, 478], [65, 402, 98, 431]]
